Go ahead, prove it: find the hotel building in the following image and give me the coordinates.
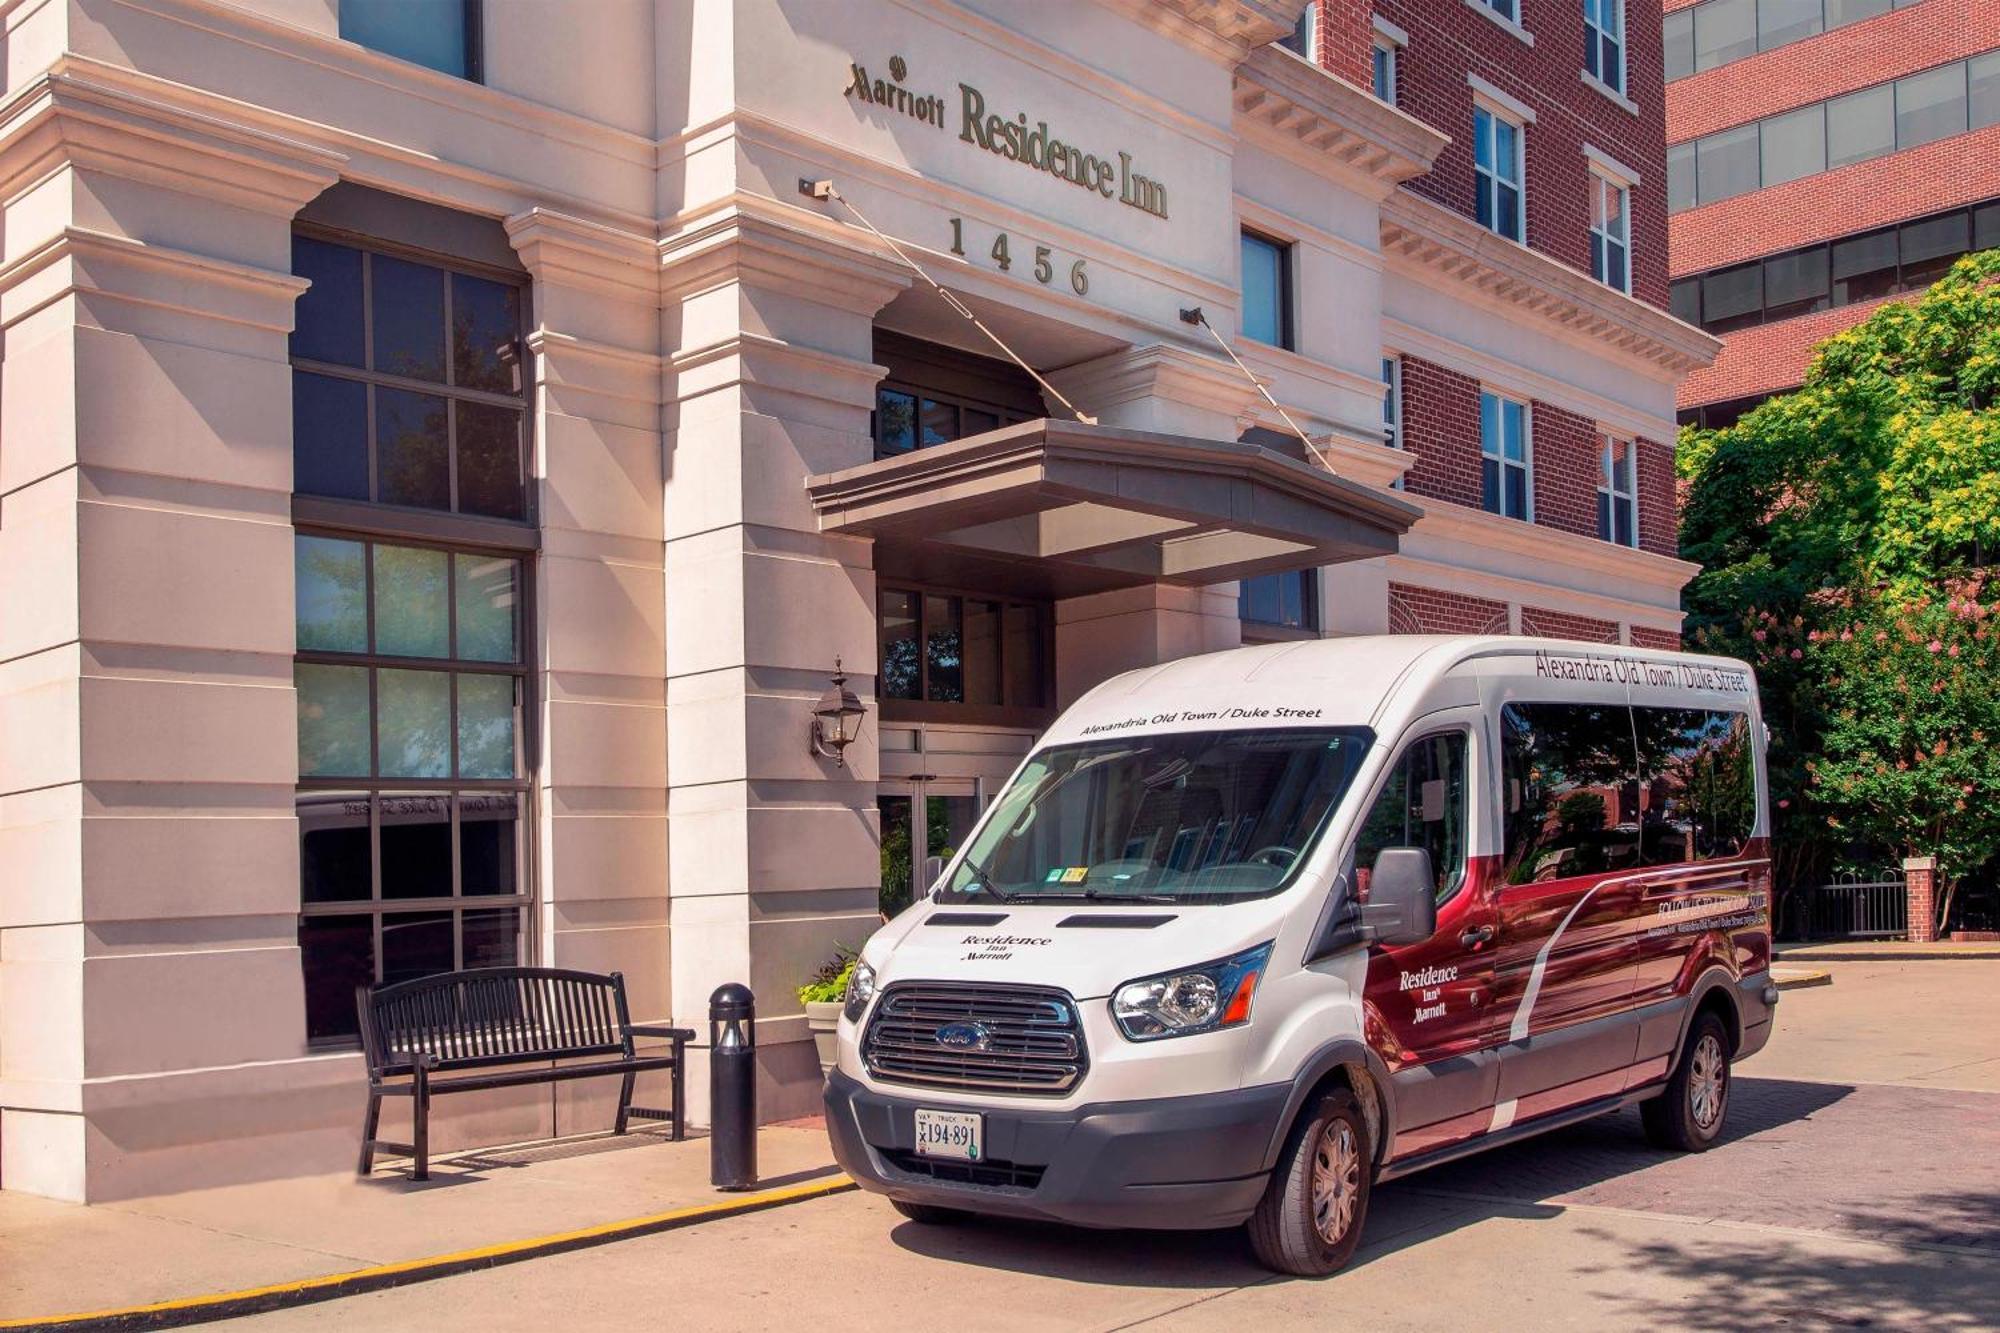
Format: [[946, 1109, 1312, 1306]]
[[0, 0, 1714, 1200]]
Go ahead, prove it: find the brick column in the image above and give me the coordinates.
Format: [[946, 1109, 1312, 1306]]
[[1903, 856, 1938, 944]]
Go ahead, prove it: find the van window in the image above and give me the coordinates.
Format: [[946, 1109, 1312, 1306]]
[[1353, 732, 1468, 904], [1633, 708, 1757, 864], [1501, 703, 1641, 884], [938, 727, 1371, 905]]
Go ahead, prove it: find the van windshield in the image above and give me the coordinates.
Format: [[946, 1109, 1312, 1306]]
[[938, 727, 1372, 906]]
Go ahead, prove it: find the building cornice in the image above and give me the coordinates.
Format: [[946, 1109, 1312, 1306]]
[[1233, 46, 1447, 192], [0, 225, 309, 333], [658, 200, 913, 317], [1407, 490, 1698, 591], [0, 67, 344, 215], [1381, 189, 1722, 375], [505, 207, 657, 299], [1092, 0, 1310, 62]]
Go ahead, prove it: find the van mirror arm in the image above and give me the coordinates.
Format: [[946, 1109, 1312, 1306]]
[[1306, 873, 1368, 963]]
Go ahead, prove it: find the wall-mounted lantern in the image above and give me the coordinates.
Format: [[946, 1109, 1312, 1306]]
[[809, 659, 867, 767]]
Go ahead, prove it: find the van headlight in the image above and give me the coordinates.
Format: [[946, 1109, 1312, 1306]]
[[842, 960, 878, 1023], [1111, 942, 1274, 1041]]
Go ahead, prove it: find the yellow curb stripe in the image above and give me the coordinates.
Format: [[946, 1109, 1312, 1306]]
[[2, 1174, 856, 1331]]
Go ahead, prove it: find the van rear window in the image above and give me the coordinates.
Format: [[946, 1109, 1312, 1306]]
[[1501, 703, 1756, 883]]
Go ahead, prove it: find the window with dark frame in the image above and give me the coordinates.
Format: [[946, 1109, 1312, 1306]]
[[1671, 195, 2000, 333], [291, 233, 527, 521], [1670, 48, 1999, 212], [290, 226, 532, 1045], [1240, 570, 1320, 632], [1669, 0, 1900, 82], [877, 584, 1052, 719], [873, 382, 1029, 459], [293, 531, 531, 1042], [339, 0, 482, 81], [1240, 230, 1293, 349]]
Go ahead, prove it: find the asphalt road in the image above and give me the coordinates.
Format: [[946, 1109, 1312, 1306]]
[[248, 960, 2000, 1332]]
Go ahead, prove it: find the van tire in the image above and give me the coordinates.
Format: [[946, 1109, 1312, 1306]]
[[890, 1199, 972, 1226], [1246, 1087, 1372, 1277], [1642, 1010, 1732, 1152]]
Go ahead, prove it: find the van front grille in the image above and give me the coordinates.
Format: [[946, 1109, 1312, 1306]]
[[862, 982, 1086, 1096], [881, 1149, 1046, 1191]]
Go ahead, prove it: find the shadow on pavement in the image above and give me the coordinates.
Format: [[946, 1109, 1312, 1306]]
[[887, 1077, 1876, 1289]]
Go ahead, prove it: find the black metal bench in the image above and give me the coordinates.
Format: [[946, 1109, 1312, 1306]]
[[356, 967, 693, 1181]]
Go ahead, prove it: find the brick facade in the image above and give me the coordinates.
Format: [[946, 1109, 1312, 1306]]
[[1313, 0, 1376, 89], [1634, 437, 1677, 558], [1675, 294, 1901, 408], [1519, 605, 1619, 641], [1398, 354, 1485, 508], [1528, 399, 1601, 541], [1671, 123, 2000, 276], [1666, 0, 1996, 145], [1372, 0, 1671, 309], [1630, 624, 1683, 650], [1388, 582, 1512, 634]]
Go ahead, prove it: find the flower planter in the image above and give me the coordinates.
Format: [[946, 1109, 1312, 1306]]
[[805, 1000, 844, 1075]]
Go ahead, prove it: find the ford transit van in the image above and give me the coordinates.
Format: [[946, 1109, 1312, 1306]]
[[824, 635, 1775, 1276]]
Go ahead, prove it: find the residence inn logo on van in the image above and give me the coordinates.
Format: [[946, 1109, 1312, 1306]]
[[842, 54, 1172, 218]]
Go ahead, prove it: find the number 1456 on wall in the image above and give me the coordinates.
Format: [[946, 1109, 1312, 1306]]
[[948, 218, 1089, 296]]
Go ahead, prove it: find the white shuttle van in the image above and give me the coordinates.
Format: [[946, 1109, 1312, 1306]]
[[824, 636, 1776, 1276]]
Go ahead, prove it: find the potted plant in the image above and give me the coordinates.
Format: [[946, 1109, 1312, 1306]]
[[798, 948, 856, 1076]]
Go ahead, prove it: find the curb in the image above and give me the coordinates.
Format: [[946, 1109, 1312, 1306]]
[[0, 1174, 856, 1331], [1776, 949, 2000, 963], [1771, 966, 1832, 990]]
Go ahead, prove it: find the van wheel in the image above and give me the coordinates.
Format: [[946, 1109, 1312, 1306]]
[[1642, 1011, 1732, 1152], [890, 1199, 972, 1225], [1247, 1087, 1372, 1277]]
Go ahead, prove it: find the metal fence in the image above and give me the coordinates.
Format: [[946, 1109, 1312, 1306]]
[[1789, 871, 1909, 940]]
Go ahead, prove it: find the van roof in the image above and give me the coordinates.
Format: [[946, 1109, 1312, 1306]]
[[1041, 634, 1757, 746]]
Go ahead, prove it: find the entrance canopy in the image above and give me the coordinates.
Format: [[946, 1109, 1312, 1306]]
[[808, 419, 1418, 599]]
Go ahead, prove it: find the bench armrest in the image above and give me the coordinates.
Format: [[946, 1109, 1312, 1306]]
[[626, 1025, 696, 1042]]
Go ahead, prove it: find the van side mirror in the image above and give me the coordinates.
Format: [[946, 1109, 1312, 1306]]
[[1363, 848, 1437, 946]]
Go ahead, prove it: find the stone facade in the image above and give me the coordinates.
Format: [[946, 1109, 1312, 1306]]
[[0, 0, 1711, 1201]]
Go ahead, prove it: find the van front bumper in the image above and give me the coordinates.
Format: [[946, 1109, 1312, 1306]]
[[823, 1068, 1288, 1230]]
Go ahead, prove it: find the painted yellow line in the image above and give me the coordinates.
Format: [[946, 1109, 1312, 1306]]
[[1, 1174, 856, 1331]]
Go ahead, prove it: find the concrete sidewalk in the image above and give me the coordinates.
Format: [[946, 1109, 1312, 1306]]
[[0, 1124, 841, 1325], [1778, 939, 2000, 961]]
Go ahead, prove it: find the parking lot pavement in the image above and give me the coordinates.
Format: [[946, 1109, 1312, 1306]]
[[239, 960, 2000, 1332]]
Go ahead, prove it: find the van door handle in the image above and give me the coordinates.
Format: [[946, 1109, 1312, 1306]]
[[1460, 924, 1496, 948]]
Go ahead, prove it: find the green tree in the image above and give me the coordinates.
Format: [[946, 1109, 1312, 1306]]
[[1680, 250, 2000, 919]]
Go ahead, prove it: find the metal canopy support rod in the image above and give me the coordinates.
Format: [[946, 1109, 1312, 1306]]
[[1178, 306, 1334, 475], [800, 178, 1098, 425]]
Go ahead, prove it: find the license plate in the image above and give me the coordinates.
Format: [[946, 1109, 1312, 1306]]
[[913, 1108, 983, 1162]]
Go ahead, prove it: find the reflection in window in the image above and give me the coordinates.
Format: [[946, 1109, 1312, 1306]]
[[1240, 571, 1319, 630], [290, 235, 527, 522], [1895, 63, 1968, 151], [1589, 173, 1631, 293], [1584, 0, 1624, 93], [294, 528, 528, 1043], [1353, 732, 1469, 904], [1473, 107, 1524, 241], [872, 384, 1024, 459], [1501, 703, 1641, 884], [876, 586, 1049, 711], [1480, 391, 1530, 521], [1599, 437, 1638, 548], [1241, 230, 1292, 347], [340, 0, 478, 80], [1633, 709, 1757, 863]]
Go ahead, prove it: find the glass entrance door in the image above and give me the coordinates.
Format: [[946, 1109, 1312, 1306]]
[[879, 778, 982, 917]]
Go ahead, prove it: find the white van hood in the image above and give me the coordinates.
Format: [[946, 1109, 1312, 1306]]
[[866, 900, 1292, 1000]]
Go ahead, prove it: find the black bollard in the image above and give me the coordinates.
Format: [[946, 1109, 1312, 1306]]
[[708, 982, 757, 1191]]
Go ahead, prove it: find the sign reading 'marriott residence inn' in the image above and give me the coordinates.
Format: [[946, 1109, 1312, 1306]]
[[844, 54, 1171, 219]]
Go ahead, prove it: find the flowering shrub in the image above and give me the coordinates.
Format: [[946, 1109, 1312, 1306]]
[[1714, 582, 2000, 930], [1680, 251, 2000, 918]]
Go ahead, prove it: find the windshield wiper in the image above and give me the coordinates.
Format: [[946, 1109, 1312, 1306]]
[[1004, 888, 1180, 905], [953, 856, 1016, 903]]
